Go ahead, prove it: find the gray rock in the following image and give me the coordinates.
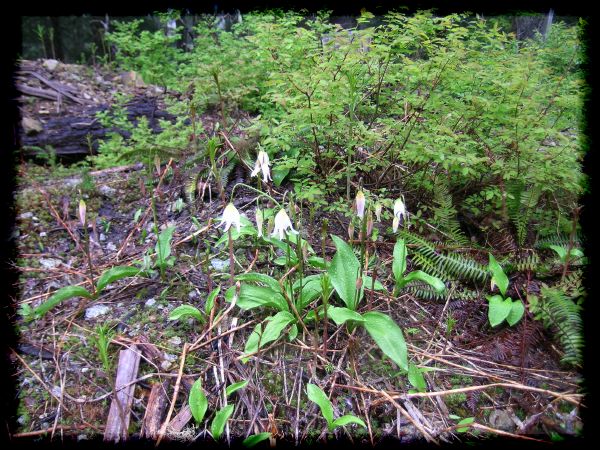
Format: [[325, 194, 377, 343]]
[[98, 185, 117, 197], [85, 305, 111, 320], [19, 212, 34, 220], [39, 258, 61, 269], [106, 242, 117, 252], [489, 409, 516, 432], [42, 59, 60, 72], [210, 258, 230, 271], [22, 117, 44, 135], [99, 233, 106, 242], [169, 336, 182, 346], [145, 298, 157, 308]]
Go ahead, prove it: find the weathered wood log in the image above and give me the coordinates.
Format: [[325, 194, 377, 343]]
[[20, 96, 177, 161], [19, 70, 86, 104], [141, 380, 171, 440], [17, 84, 63, 102], [103, 345, 142, 443], [167, 405, 193, 433]]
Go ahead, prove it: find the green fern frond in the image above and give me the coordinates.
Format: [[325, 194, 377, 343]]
[[400, 230, 488, 284], [538, 286, 583, 366], [536, 234, 581, 250], [406, 283, 478, 302], [431, 182, 470, 246], [505, 181, 540, 247]]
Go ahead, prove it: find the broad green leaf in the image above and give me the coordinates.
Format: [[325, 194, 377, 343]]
[[242, 432, 271, 447], [331, 415, 367, 430], [288, 323, 298, 341], [215, 225, 257, 247], [402, 271, 446, 293], [189, 378, 208, 424], [96, 266, 144, 293], [226, 284, 288, 312], [307, 256, 327, 269], [548, 245, 567, 261], [306, 383, 333, 426], [242, 312, 295, 361], [408, 363, 427, 392], [363, 276, 385, 292], [211, 404, 234, 440], [33, 285, 92, 319], [294, 275, 323, 310], [272, 167, 289, 186], [488, 254, 508, 296], [204, 287, 220, 315], [236, 273, 282, 292], [226, 380, 249, 397], [155, 226, 175, 264], [506, 299, 525, 326], [362, 311, 408, 371], [241, 323, 263, 364], [328, 235, 362, 310], [169, 305, 205, 323], [487, 295, 512, 327], [326, 306, 365, 326], [392, 239, 407, 282], [456, 417, 475, 432]]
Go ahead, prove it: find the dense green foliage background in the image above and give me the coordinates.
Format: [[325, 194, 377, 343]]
[[96, 11, 585, 244]]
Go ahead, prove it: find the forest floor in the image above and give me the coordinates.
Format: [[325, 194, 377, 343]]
[[10, 60, 584, 445]]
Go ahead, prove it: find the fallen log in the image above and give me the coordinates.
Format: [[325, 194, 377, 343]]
[[20, 96, 177, 161], [141, 380, 171, 439], [17, 84, 64, 102], [103, 345, 142, 443]]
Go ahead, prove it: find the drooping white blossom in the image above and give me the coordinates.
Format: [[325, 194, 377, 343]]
[[355, 190, 366, 219], [250, 150, 272, 183], [393, 197, 409, 232], [271, 208, 298, 240], [220, 203, 241, 233]]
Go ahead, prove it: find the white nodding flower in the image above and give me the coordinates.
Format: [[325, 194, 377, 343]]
[[78, 199, 87, 227], [255, 208, 264, 238], [220, 203, 241, 233], [271, 208, 298, 240], [374, 202, 382, 222], [355, 190, 366, 219], [250, 150, 272, 183], [393, 197, 408, 232]]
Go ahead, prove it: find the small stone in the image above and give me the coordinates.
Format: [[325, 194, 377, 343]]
[[83, 92, 91, 100], [210, 258, 229, 271], [22, 117, 44, 135], [188, 290, 199, 300], [160, 360, 172, 371], [39, 258, 61, 269], [39, 231, 47, 237], [169, 336, 182, 346], [106, 242, 117, 252], [81, 367, 89, 373], [43, 59, 60, 72], [32, 216, 39, 222], [99, 233, 106, 242], [17, 416, 28, 425], [145, 298, 157, 308], [19, 212, 34, 220], [98, 185, 117, 197], [85, 305, 111, 320], [77, 434, 88, 441], [489, 410, 516, 432]]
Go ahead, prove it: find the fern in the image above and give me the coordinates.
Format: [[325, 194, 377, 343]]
[[431, 182, 470, 246], [406, 283, 478, 302], [536, 286, 583, 366], [536, 233, 581, 250], [400, 230, 488, 284], [505, 181, 540, 247]]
